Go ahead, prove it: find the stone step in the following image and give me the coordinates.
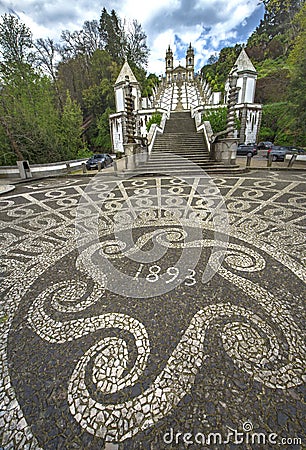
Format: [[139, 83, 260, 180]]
[[132, 165, 229, 171], [126, 159, 237, 170], [152, 149, 208, 155], [152, 151, 209, 156], [149, 109, 223, 173], [151, 152, 209, 156], [153, 142, 207, 146], [142, 163, 212, 169], [155, 136, 203, 138], [153, 142, 206, 146], [150, 153, 210, 162], [149, 156, 211, 162], [153, 141, 207, 146], [123, 165, 243, 177], [155, 133, 204, 138]]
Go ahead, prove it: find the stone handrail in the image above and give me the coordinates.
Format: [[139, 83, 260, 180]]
[[147, 111, 168, 154], [192, 107, 213, 155]]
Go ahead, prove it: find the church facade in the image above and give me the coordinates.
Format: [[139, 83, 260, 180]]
[[109, 44, 262, 153], [165, 43, 195, 83]]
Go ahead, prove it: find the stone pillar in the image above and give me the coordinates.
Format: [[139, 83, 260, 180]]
[[239, 106, 248, 144], [212, 138, 237, 165], [17, 160, 32, 179], [124, 81, 136, 144], [226, 70, 239, 138], [124, 143, 138, 170], [213, 69, 239, 164]]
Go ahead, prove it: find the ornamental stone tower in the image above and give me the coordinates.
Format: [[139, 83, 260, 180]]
[[114, 59, 141, 113], [186, 43, 194, 81], [110, 60, 141, 153], [224, 47, 261, 144], [165, 45, 174, 83]]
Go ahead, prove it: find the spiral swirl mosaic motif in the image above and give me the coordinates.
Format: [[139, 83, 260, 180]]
[[0, 171, 305, 449]]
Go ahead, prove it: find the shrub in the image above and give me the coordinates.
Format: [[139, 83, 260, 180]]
[[202, 108, 240, 133], [146, 113, 162, 132]]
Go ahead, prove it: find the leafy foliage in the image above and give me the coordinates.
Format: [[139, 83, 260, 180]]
[[91, 107, 114, 150], [202, 0, 305, 145], [202, 108, 227, 133], [142, 73, 159, 97], [0, 66, 86, 164], [0, 8, 151, 164], [99, 8, 149, 68], [0, 14, 34, 68], [201, 108, 240, 134], [253, 0, 306, 145], [286, 2, 306, 144], [201, 45, 242, 92], [146, 113, 162, 132]]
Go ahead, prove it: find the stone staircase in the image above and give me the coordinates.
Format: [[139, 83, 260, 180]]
[[152, 111, 210, 162], [126, 111, 241, 176]]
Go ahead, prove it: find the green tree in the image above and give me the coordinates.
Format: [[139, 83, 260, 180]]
[[60, 92, 86, 159], [99, 8, 124, 63], [99, 8, 149, 69], [34, 37, 63, 109], [201, 45, 241, 91], [57, 54, 91, 107], [92, 107, 114, 150], [82, 78, 115, 117], [286, 2, 306, 144], [248, 0, 304, 58], [0, 68, 61, 163], [142, 73, 159, 97], [124, 19, 149, 68], [0, 14, 87, 164], [0, 13, 34, 69]]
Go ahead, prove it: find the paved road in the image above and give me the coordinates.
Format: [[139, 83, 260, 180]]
[[0, 170, 305, 449]]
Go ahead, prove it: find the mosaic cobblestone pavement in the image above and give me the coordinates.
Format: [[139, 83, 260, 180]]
[[0, 170, 305, 449]]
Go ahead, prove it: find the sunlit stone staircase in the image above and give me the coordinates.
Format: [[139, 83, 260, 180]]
[[127, 111, 241, 176]]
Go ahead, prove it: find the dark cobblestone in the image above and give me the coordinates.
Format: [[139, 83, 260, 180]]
[[0, 171, 305, 449]]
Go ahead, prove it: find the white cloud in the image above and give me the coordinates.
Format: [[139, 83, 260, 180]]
[[120, 0, 179, 24], [0, 0, 263, 74]]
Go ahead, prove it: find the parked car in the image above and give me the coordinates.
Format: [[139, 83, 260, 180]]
[[284, 146, 306, 155], [237, 144, 258, 157], [85, 154, 113, 170], [257, 141, 273, 150], [266, 146, 288, 161]]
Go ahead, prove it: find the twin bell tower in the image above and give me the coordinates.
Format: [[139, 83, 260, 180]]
[[165, 43, 195, 83]]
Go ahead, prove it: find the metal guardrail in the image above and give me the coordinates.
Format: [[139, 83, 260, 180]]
[[0, 158, 88, 178]]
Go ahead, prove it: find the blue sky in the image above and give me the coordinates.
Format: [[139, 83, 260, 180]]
[[0, 0, 265, 74]]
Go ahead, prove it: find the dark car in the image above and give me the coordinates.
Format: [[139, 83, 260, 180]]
[[237, 144, 258, 157], [284, 146, 306, 155], [266, 146, 288, 161], [86, 154, 113, 170], [257, 141, 273, 150]]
